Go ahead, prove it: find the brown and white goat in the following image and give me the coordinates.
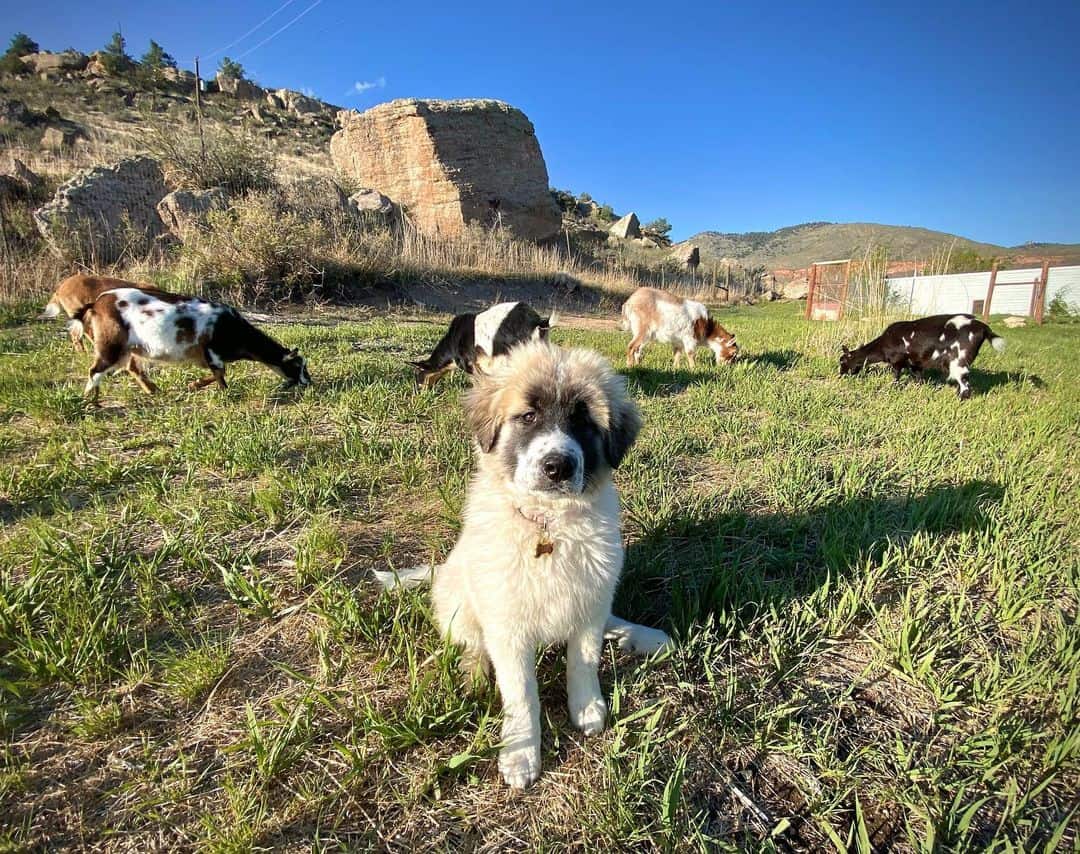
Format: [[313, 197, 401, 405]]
[[620, 286, 738, 368], [41, 275, 164, 350], [75, 287, 311, 400]]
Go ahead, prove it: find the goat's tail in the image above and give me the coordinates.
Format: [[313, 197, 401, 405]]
[[372, 563, 434, 590], [65, 303, 94, 342], [987, 327, 1006, 352], [39, 298, 61, 320]]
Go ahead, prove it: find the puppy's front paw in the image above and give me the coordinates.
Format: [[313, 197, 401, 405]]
[[499, 742, 541, 789], [570, 696, 607, 735]]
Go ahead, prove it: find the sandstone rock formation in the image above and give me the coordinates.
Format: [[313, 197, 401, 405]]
[[34, 156, 166, 263], [41, 125, 86, 150], [217, 75, 264, 100], [0, 159, 45, 201], [780, 277, 809, 300], [330, 98, 561, 242], [156, 187, 228, 237], [671, 244, 700, 269], [269, 89, 330, 119], [19, 51, 89, 74], [609, 212, 640, 240]]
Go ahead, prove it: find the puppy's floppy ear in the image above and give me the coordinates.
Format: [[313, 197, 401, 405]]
[[603, 384, 642, 469], [463, 376, 503, 453], [841, 344, 850, 354]]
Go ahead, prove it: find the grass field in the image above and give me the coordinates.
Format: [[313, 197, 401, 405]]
[[0, 301, 1077, 851]]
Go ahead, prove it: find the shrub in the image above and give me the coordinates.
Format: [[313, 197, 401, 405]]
[[178, 191, 331, 297], [596, 204, 615, 223], [145, 123, 275, 196]]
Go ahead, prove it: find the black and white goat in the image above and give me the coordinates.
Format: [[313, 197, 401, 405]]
[[839, 313, 1005, 399], [75, 287, 310, 400], [409, 301, 555, 387]]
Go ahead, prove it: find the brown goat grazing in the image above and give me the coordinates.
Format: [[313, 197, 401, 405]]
[[42, 275, 164, 350], [620, 287, 738, 368], [76, 287, 311, 401]]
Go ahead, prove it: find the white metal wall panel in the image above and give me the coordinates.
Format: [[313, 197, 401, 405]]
[[887, 265, 1080, 316], [1046, 266, 1080, 314]]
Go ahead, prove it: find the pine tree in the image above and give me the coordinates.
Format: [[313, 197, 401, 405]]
[[99, 30, 131, 75], [140, 40, 176, 70], [217, 56, 244, 79]]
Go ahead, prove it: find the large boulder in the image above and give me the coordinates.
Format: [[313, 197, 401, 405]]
[[780, 277, 809, 300], [34, 156, 167, 263], [0, 159, 46, 201], [348, 187, 397, 222], [160, 66, 196, 92], [156, 187, 228, 237], [19, 51, 89, 74], [671, 244, 700, 269], [216, 75, 264, 100], [609, 212, 640, 240], [41, 124, 87, 150], [272, 88, 330, 118], [330, 98, 561, 242], [0, 99, 41, 128]]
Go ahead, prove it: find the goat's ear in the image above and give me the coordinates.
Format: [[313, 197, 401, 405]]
[[462, 376, 503, 453], [603, 384, 642, 469], [841, 344, 850, 353]]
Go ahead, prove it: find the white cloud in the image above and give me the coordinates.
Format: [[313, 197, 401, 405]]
[[352, 76, 386, 94]]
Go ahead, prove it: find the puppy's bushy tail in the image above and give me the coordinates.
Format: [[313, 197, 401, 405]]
[[618, 301, 630, 332], [372, 563, 433, 590], [40, 299, 62, 320]]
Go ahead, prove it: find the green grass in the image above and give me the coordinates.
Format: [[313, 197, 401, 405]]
[[0, 302, 1076, 851]]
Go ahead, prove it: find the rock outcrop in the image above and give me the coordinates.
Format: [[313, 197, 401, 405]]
[[348, 188, 397, 222], [19, 51, 89, 75], [217, 75, 264, 101], [156, 187, 228, 237], [34, 156, 166, 263], [0, 159, 45, 201], [330, 98, 561, 242], [268, 89, 330, 120], [671, 244, 700, 270], [609, 212, 640, 240]]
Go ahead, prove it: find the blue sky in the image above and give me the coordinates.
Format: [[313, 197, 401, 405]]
[[5, 0, 1078, 244]]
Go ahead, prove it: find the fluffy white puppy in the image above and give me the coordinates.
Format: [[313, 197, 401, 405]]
[[376, 340, 671, 788]]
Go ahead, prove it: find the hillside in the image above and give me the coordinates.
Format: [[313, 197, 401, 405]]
[[681, 222, 1080, 272]]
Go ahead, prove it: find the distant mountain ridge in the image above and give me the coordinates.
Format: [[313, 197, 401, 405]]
[[680, 222, 1080, 271]]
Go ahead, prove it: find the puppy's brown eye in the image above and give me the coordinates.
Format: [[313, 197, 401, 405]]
[[521, 411, 537, 424]]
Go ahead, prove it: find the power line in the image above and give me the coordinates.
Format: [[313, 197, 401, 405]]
[[234, 0, 324, 61], [204, 0, 301, 60]]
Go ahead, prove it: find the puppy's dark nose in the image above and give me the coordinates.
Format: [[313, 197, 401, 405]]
[[542, 453, 575, 483]]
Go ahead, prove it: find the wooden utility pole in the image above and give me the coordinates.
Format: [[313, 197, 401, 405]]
[[982, 261, 999, 321], [194, 56, 206, 160], [1031, 260, 1050, 324], [805, 264, 818, 320]]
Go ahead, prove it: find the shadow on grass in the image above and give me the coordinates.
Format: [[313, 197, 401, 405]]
[[969, 370, 1046, 393], [625, 366, 721, 397], [741, 349, 801, 371], [616, 480, 1004, 631]]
